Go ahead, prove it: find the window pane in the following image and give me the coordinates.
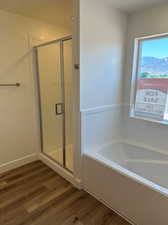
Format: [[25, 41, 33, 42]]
[[134, 36, 168, 121]]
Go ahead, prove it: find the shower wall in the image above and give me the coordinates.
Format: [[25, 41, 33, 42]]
[[123, 3, 168, 152], [0, 9, 70, 172]]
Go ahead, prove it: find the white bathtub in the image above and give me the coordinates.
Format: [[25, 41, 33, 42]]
[[83, 141, 168, 225]]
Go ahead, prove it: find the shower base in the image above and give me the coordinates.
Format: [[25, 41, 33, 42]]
[[47, 144, 73, 172]]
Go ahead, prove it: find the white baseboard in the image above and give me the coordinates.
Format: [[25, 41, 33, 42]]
[[0, 154, 38, 174], [0, 152, 82, 190], [39, 153, 82, 189]]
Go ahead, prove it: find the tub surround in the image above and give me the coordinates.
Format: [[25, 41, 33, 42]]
[[81, 104, 124, 152]]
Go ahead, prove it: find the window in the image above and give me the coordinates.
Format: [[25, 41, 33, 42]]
[[130, 33, 168, 124]]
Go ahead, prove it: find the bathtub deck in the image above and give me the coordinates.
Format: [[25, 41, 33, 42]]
[[0, 161, 131, 225]]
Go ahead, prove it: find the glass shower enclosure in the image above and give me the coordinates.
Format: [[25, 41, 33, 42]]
[[35, 36, 73, 172]]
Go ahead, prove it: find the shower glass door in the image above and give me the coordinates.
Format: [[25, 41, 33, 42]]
[[63, 39, 73, 171], [37, 42, 64, 166]]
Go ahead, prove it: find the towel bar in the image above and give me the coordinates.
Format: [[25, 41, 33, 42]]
[[0, 83, 20, 87]]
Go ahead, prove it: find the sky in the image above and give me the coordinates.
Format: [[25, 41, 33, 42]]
[[141, 37, 168, 59]]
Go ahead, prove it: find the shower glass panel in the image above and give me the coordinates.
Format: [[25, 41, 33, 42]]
[[37, 42, 64, 166], [63, 39, 73, 171]]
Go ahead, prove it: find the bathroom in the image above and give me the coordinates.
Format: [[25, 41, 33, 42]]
[[1, 0, 168, 225]]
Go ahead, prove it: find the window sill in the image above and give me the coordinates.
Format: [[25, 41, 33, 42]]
[[129, 113, 168, 126]]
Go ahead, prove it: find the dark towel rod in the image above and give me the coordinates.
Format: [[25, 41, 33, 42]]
[[0, 83, 20, 87]]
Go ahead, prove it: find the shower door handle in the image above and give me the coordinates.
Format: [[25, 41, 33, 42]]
[[55, 103, 64, 115]]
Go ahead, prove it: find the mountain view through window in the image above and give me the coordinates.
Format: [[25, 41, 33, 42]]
[[133, 36, 168, 122]]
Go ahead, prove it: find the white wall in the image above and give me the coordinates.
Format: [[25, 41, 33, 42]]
[[0, 9, 70, 170], [123, 3, 168, 151], [80, 0, 127, 110], [80, 0, 127, 151]]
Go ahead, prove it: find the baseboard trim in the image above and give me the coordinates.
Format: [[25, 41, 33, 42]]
[[39, 153, 82, 189], [0, 154, 38, 174]]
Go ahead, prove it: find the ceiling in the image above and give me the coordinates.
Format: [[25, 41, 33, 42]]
[[0, 0, 166, 28], [0, 0, 73, 29], [107, 0, 168, 12]]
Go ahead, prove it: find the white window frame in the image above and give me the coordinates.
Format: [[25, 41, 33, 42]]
[[130, 32, 168, 125]]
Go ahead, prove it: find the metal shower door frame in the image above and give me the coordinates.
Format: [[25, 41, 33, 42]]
[[34, 35, 73, 173]]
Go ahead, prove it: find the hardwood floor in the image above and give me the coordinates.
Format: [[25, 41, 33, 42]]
[[0, 161, 131, 225]]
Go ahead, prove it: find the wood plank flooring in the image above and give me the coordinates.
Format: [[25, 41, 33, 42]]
[[0, 161, 131, 225]]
